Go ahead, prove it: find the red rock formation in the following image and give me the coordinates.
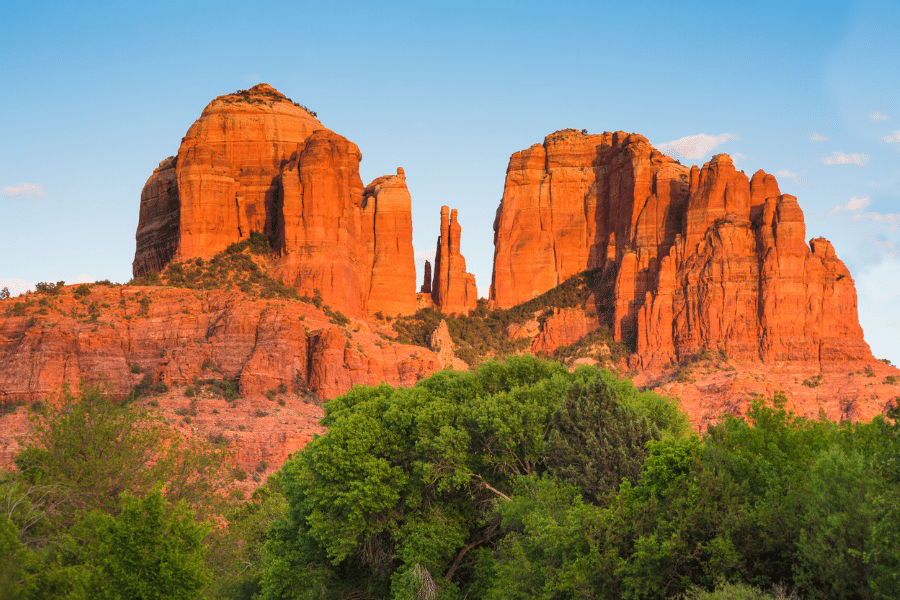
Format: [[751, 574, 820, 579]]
[[133, 84, 418, 318], [431, 206, 478, 314], [0, 284, 439, 406], [272, 129, 368, 315], [530, 308, 600, 354], [360, 168, 417, 316], [133, 156, 180, 277], [492, 130, 873, 365], [490, 130, 690, 309], [420, 260, 432, 294], [175, 84, 325, 259]]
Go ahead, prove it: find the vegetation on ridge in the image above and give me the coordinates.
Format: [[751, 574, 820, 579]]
[[393, 268, 632, 366]]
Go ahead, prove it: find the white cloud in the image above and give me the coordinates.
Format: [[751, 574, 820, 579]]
[[71, 274, 95, 284], [845, 196, 871, 211], [2, 183, 46, 198], [0, 279, 36, 297], [864, 212, 900, 231], [869, 111, 890, 121], [657, 133, 735, 160], [776, 169, 804, 185], [830, 196, 870, 214], [882, 130, 900, 143], [873, 239, 899, 258], [821, 152, 869, 166], [808, 133, 829, 142]]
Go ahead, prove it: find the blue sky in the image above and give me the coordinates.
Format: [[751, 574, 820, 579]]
[[2, 0, 898, 363]]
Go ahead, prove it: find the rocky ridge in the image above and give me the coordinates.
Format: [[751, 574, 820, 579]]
[[491, 129, 872, 367]]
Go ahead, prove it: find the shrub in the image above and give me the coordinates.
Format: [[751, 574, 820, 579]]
[[232, 466, 247, 481], [203, 378, 241, 401], [803, 374, 824, 388], [885, 375, 899, 385], [130, 365, 141, 374], [138, 296, 152, 317], [5, 302, 26, 317], [73, 283, 92, 297], [35, 281, 65, 295], [185, 385, 196, 398], [254, 409, 269, 418]]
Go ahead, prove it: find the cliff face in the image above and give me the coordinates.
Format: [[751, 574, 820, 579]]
[[431, 206, 478, 314], [361, 168, 418, 317], [133, 84, 417, 318], [0, 284, 438, 405], [491, 129, 872, 365], [133, 156, 180, 276]]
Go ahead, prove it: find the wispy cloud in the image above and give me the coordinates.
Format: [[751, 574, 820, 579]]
[[821, 152, 869, 166], [870, 111, 889, 121], [808, 133, 829, 142], [830, 196, 870, 214], [883, 130, 900, 144], [658, 133, 735, 160], [776, 169, 804, 185], [864, 211, 900, 231], [2, 183, 46, 198], [873, 239, 899, 258], [0, 279, 36, 297]]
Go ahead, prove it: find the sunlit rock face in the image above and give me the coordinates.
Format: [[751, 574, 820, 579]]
[[134, 84, 418, 318], [490, 129, 872, 365]]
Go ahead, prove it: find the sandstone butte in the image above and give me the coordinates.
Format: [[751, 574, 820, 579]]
[[3, 90, 900, 480], [490, 129, 872, 367], [133, 83, 477, 319]]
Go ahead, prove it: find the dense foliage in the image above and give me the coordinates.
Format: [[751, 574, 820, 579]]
[[3, 358, 898, 599], [0, 383, 228, 599], [258, 356, 687, 598], [254, 358, 900, 600]]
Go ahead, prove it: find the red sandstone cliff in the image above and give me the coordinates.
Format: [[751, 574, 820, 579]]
[[491, 129, 872, 366], [361, 168, 418, 316], [0, 284, 438, 405], [133, 84, 418, 318], [431, 206, 478, 314]]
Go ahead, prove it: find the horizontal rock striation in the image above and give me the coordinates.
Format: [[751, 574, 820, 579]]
[[0, 285, 438, 405]]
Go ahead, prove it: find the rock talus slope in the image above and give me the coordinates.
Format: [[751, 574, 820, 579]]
[[490, 129, 872, 366]]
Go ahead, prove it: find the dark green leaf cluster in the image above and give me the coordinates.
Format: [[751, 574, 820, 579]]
[[34, 281, 65, 295]]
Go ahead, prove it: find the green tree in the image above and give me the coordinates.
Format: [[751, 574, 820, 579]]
[[261, 356, 577, 599], [14, 381, 229, 529], [543, 377, 662, 504], [87, 490, 210, 600]]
